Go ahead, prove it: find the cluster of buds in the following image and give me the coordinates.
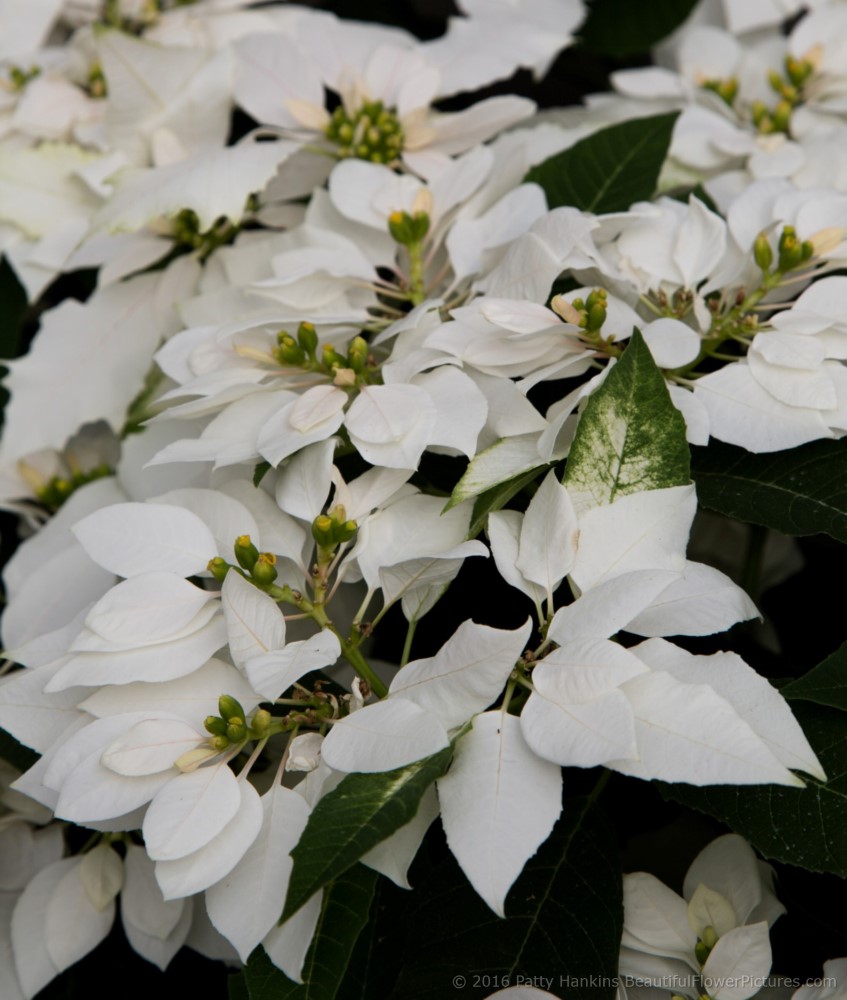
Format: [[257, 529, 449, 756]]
[[208, 535, 278, 587], [701, 75, 739, 108], [552, 288, 608, 333], [275, 322, 374, 386], [752, 54, 815, 134], [324, 99, 404, 164], [311, 504, 357, 556], [29, 462, 112, 511], [203, 695, 268, 750], [754, 226, 814, 275]]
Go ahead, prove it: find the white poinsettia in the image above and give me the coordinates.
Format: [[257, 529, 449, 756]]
[[620, 834, 784, 1000], [232, 9, 540, 172]]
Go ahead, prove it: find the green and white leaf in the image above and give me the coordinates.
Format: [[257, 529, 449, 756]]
[[563, 329, 690, 514]]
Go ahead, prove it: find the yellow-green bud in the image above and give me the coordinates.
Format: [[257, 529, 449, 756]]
[[312, 514, 335, 548], [388, 209, 430, 246], [250, 708, 272, 736], [801, 240, 814, 262], [204, 715, 228, 737], [335, 519, 358, 544], [226, 719, 247, 742], [347, 336, 368, 373], [701, 926, 718, 949], [208, 557, 230, 582], [753, 232, 773, 272], [768, 69, 784, 94], [321, 344, 347, 371], [218, 695, 246, 723], [772, 99, 792, 132], [210, 735, 230, 751], [785, 56, 813, 87], [234, 534, 260, 571], [275, 335, 306, 366], [695, 940, 711, 965], [587, 303, 607, 332], [778, 225, 797, 252], [252, 552, 278, 584], [297, 321, 318, 357], [778, 234, 804, 271], [585, 288, 607, 311]]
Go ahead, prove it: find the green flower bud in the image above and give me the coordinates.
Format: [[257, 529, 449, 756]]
[[210, 735, 230, 752], [388, 210, 430, 246], [772, 99, 792, 132], [801, 240, 815, 262], [695, 940, 711, 966], [250, 708, 272, 736], [207, 557, 230, 582], [218, 695, 246, 723], [234, 534, 260, 571], [204, 715, 228, 737], [312, 514, 336, 548], [252, 552, 278, 584], [778, 234, 804, 271], [347, 336, 368, 373], [275, 335, 306, 366], [753, 232, 773, 271], [587, 303, 607, 332], [226, 719, 247, 743], [321, 344, 347, 371], [785, 56, 813, 88], [297, 321, 318, 357], [334, 519, 358, 544], [701, 926, 718, 949]]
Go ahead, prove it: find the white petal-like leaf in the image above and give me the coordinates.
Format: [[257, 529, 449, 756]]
[[389, 619, 531, 730], [72, 502, 216, 578], [262, 891, 323, 984], [611, 672, 804, 786], [143, 764, 242, 862], [703, 923, 772, 1000], [515, 470, 578, 595], [101, 718, 205, 776], [206, 785, 312, 961], [45, 859, 115, 973], [570, 485, 695, 591], [246, 631, 341, 701], [222, 570, 286, 669], [321, 698, 450, 773], [155, 779, 263, 899], [438, 713, 562, 916]]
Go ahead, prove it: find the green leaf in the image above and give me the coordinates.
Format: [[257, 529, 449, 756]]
[[468, 465, 545, 539], [0, 256, 27, 360], [692, 439, 847, 543], [282, 746, 453, 922], [578, 0, 699, 57], [783, 641, 847, 712], [229, 972, 250, 1000], [524, 113, 679, 213], [662, 702, 847, 876], [243, 865, 377, 1000], [0, 727, 39, 772], [563, 328, 690, 510], [253, 461, 271, 487], [390, 793, 622, 1000], [445, 434, 544, 510]]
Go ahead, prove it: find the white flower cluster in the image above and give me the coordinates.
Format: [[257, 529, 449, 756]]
[[0, 0, 842, 994]]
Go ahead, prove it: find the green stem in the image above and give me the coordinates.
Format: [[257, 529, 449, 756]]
[[408, 241, 426, 305], [339, 636, 388, 698], [400, 617, 418, 667]]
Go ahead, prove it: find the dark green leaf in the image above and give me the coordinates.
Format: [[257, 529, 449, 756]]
[[578, 0, 699, 57], [253, 461, 271, 487], [0, 726, 39, 772], [391, 794, 622, 1000], [244, 865, 377, 1000], [662, 703, 847, 876], [229, 972, 250, 1000], [563, 328, 690, 508], [282, 746, 453, 921], [469, 465, 545, 538], [783, 641, 847, 712], [692, 438, 847, 543], [524, 113, 679, 213]]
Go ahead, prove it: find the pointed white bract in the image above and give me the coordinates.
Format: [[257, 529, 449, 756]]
[[437, 713, 561, 917]]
